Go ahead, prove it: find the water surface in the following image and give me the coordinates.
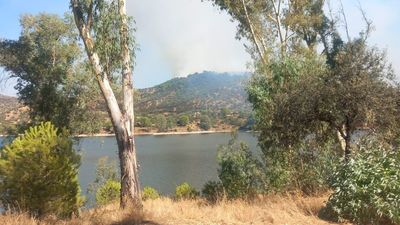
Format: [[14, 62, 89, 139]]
[[0, 132, 259, 196]]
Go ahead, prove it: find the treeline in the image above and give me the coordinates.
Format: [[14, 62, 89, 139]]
[[135, 109, 253, 133]]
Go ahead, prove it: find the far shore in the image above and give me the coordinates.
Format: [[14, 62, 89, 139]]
[[0, 129, 255, 138], [74, 129, 235, 137]]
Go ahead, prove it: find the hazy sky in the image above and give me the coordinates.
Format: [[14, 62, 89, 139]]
[[0, 0, 399, 96]]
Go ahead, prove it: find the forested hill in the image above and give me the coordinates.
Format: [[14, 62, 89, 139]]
[[136, 71, 251, 114], [0, 72, 252, 133]]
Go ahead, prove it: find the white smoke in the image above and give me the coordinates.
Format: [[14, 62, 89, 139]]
[[126, 0, 250, 77]]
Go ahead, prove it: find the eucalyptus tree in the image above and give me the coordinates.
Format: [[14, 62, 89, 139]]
[[70, 0, 141, 208], [208, 0, 325, 66]]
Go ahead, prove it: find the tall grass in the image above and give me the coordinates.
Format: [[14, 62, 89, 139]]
[[0, 194, 349, 225]]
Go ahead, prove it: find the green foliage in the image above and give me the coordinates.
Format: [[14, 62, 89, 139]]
[[327, 140, 400, 225], [264, 139, 340, 194], [142, 186, 160, 201], [175, 182, 199, 200], [0, 122, 82, 218], [216, 133, 265, 199], [208, 0, 325, 60], [0, 14, 103, 134], [95, 180, 121, 206], [201, 181, 224, 203], [199, 115, 212, 130], [155, 114, 167, 132], [88, 157, 120, 206], [89, 0, 136, 78], [136, 116, 152, 127], [166, 116, 176, 130], [177, 115, 190, 126]]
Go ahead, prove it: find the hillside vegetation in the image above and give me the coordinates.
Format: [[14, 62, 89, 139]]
[[137, 71, 250, 114], [0, 72, 252, 134]]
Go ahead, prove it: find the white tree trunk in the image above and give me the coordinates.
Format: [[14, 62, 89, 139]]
[[71, 0, 141, 208]]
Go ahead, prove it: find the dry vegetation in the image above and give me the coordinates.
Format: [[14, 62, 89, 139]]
[[0, 194, 350, 225]]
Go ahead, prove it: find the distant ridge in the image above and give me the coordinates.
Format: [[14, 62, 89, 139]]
[[136, 71, 251, 114]]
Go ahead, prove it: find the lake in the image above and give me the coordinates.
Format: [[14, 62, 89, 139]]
[[0, 132, 259, 198]]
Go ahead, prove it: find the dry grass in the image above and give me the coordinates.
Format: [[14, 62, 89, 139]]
[[0, 194, 349, 225]]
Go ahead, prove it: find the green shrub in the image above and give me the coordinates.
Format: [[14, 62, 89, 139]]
[[0, 122, 83, 218], [88, 157, 120, 206], [327, 140, 400, 225], [95, 179, 121, 206], [264, 140, 339, 194], [175, 182, 199, 199], [177, 115, 189, 126], [217, 133, 265, 199], [199, 115, 211, 130], [89, 157, 119, 190], [202, 181, 224, 203], [142, 186, 160, 200]]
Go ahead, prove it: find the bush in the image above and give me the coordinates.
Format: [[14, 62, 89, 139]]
[[95, 179, 121, 206], [264, 140, 339, 194], [142, 186, 160, 200], [217, 133, 265, 199], [0, 122, 83, 218], [175, 182, 199, 199], [202, 181, 224, 203], [88, 157, 120, 206], [177, 115, 189, 126], [327, 140, 400, 225], [137, 116, 152, 128], [199, 115, 211, 130]]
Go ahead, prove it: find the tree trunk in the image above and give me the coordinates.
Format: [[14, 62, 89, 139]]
[[115, 127, 141, 208], [241, 0, 267, 65], [118, 0, 141, 209], [344, 136, 351, 162], [336, 125, 351, 161], [71, 0, 142, 209]]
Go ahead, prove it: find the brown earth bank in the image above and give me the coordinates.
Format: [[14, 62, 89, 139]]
[[0, 195, 350, 225]]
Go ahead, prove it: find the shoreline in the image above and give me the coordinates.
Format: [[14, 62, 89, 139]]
[[74, 129, 234, 137], [0, 130, 236, 137], [0, 130, 255, 138]]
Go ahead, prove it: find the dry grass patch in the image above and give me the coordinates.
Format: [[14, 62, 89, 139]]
[[143, 194, 345, 225], [0, 194, 349, 225]]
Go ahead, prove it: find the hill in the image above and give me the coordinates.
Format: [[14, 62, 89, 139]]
[[0, 94, 29, 133], [0, 72, 252, 134], [137, 71, 251, 114]]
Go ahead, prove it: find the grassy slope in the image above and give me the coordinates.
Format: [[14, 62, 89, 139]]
[[0, 195, 350, 225]]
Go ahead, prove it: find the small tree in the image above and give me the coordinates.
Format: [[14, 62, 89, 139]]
[[200, 115, 212, 130], [217, 133, 265, 199], [155, 114, 167, 132], [0, 122, 82, 218], [177, 115, 190, 126]]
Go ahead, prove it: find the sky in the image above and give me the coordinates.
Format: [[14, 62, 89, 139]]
[[0, 0, 399, 96]]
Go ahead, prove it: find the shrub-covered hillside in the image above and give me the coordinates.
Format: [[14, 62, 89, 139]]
[[137, 71, 251, 114]]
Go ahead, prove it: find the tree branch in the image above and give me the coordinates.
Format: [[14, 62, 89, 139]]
[[241, 0, 267, 65]]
